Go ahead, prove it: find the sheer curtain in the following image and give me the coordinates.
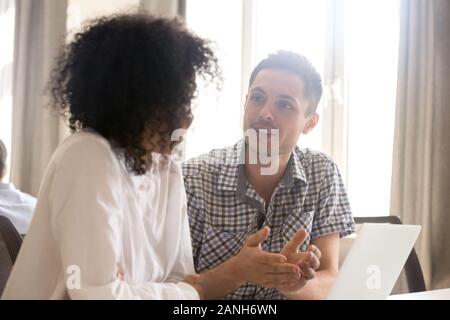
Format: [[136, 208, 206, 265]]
[[390, 0, 450, 290], [0, 0, 15, 181], [140, 0, 185, 17], [11, 0, 68, 196]]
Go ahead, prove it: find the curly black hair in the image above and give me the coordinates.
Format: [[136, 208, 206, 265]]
[[50, 13, 219, 175]]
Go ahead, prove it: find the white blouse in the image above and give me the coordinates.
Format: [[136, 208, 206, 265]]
[[2, 131, 199, 299]]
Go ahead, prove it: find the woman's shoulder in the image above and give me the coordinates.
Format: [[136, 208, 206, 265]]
[[51, 130, 118, 168]]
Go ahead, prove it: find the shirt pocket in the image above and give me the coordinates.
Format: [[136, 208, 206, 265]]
[[282, 209, 315, 252], [197, 224, 247, 272]]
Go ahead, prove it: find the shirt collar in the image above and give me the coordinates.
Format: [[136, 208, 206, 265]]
[[216, 140, 244, 192], [0, 182, 15, 190], [217, 140, 308, 195], [281, 147, 307, 187]]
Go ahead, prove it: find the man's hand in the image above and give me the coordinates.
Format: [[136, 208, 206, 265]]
[[278, 229, 322, 295], [231, 226, 301, 288]]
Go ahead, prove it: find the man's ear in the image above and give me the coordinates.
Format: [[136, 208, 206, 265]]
[[302, 113, 319, 134]]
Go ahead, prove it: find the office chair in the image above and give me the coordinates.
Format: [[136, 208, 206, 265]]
[[354, 216, 426, 293], [0, 216, 23, 296]]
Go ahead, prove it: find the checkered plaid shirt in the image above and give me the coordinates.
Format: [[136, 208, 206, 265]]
[[182, 140, 355, 299]]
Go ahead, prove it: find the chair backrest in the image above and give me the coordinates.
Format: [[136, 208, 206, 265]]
[[339, 216, 426, 294], [0, 216, 23, 297]]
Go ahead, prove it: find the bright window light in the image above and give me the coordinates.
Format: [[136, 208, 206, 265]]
[[0, 1, 15, 182], [185, 0, 244, 159], [344, 0, 400, 216]]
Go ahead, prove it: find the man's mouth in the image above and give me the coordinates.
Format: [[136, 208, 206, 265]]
[[250, 120, 278, 131], [252, 128, 279, 135], [251, 125, 278, 130]]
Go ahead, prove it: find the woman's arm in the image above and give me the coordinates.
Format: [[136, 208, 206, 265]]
[[49, 137, 199, 300]]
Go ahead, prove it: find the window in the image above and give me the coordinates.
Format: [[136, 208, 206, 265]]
[[186, 0, 400, 216], [0, 0, 15, 182], [67, 0, 140, 34], [184, 0, 244, 159], [344, 0, 400, 217]]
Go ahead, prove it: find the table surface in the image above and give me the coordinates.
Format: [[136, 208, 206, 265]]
[[387, 288, 450, 300]]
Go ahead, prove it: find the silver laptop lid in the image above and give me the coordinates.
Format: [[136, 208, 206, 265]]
[[327, 223, 421, 300]]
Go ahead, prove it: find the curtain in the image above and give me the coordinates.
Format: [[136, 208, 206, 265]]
[[11, 0, 68, 196], [0, 0, 15, 177], [140, 0, 185, 17], [390, 0, 450, 290]]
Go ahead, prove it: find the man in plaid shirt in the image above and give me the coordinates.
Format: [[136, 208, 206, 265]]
[[182, 51, 355, 299]]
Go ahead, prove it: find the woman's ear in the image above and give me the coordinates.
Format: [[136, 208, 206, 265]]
[[302, 113, 320, 134]]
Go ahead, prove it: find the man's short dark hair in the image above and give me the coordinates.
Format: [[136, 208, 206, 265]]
[[249, 51, 323, 115], [0, 139, 6, 179]]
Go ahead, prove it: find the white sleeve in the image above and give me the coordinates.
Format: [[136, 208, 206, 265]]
[[48, 137, 199, 300]]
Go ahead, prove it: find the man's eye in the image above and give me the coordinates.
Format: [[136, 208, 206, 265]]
[[277, 101, 293, 110], [250, 94, 264, 103]]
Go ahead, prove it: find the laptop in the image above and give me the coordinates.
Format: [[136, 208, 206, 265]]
[[326, 223, 421, 300]]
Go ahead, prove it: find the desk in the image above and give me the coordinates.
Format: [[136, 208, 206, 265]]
[[388, 288, 450, 300]]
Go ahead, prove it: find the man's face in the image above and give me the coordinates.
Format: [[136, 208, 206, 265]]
[[243, 68, 319, 156]]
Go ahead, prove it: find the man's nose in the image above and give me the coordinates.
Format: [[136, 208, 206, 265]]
[[258, 102, 274, 121]]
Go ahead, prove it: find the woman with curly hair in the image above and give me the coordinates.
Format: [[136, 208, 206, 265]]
[[2, 13, 219, 299]]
